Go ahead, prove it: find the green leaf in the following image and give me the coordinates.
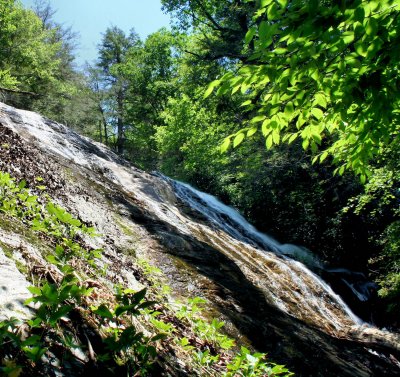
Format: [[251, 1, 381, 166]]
[[240, 100, 252, 107], [266, 135, 273, 149], [204, 80, 220, 98], [27, 286, 42, 296], [365, 18, 378, 36], [310, 68, 319, 81], [93, 304, 114, 319], [231, 84, 241, 94], [274, 47, 287, 54], [27, 318, 42, 328], [355, 42, 368, 57], [288, 133, 298, 144], [267, 3, 279, 20], [276, 0, 288, 9], [311, 108, 324, 120], [245, 26, 257, 44], [250, 115, 267, 123], [260, 0, 273, 8], [320, 151, 329, 162], [284, 102, 294, 116], [247, 127, 258, 137], [342, 31, 354, 44], [354, 6, 365, 22], [302, 139, 310, 150], [132, 288, 147, 303], [220, 137, 231, 152], [271, 364, 289, 374], [262, 120, 272, 136], [49, 305, 73, 323], [46, 255, 59, 265], [345, 56, 361, 67], [366, 36, 383, 59], [314, 93, 327, 109], [233, 133, 245, 148], [151, 333, 167, 342], [25, 195, 38, 204], [258, 21, 269, 41], [353, 21, 364, 36], [115, 304, 139, 317], [312, 132, 322, 144], [272, 130, 280, 144]]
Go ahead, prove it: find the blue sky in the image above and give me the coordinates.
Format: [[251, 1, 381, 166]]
[[20, 0, 171, 67]]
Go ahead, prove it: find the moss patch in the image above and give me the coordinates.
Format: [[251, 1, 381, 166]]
[[0, 214, 52, 257]]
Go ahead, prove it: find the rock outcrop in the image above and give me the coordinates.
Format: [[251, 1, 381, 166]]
[[0, 102, 399, 376]]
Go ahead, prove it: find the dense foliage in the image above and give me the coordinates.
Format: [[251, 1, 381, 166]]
[[0, 0, 60, 95], [208, 0, 400, 181], [0, 0, 99, 133]]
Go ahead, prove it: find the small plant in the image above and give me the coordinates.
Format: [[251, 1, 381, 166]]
[[194, 318, 235, 350], [92, 287, 162, 375], [224, 347, 293, 377], [177, 337, 195, 352], [0, 171, 99, 245], [0, 318, 47, 370], [150, 318, 174, 335], [176, 296, 207, 321], [26, 274, 93, 328], [195, 349, 220, 366]]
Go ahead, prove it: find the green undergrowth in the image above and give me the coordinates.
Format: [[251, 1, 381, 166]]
[[0, 170, 292, 376]]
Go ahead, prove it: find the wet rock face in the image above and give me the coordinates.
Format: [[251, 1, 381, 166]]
[[0, 101, 400, 377]]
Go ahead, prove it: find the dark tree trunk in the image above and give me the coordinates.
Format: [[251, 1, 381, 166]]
[[98, 104, 109, 146], [98, 120, 103, 143], [116, 89, 124, 154]]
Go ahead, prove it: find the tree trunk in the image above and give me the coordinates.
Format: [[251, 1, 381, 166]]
[[116, 89, 124, 155], [98, 120, 103, 143], [98, 104, 109, 146]]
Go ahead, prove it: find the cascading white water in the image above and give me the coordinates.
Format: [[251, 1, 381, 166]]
[[166, 176, 323, 267], [158, 174, 363, 329]]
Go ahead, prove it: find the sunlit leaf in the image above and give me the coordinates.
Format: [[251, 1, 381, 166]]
[[233, 133, 245, 148], [247, 127, 258, 137], [311, 108, 324, 120], [266, 135, 273, 149], [220, 137, 231, 152]]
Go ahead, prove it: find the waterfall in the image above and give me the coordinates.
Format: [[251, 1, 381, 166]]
[[168, 175, 322, 267], [158, 174, 363, 329]]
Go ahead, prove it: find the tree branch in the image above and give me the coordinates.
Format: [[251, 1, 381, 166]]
[[191, 0, 226, 31], [0, 87, 39, 97]]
